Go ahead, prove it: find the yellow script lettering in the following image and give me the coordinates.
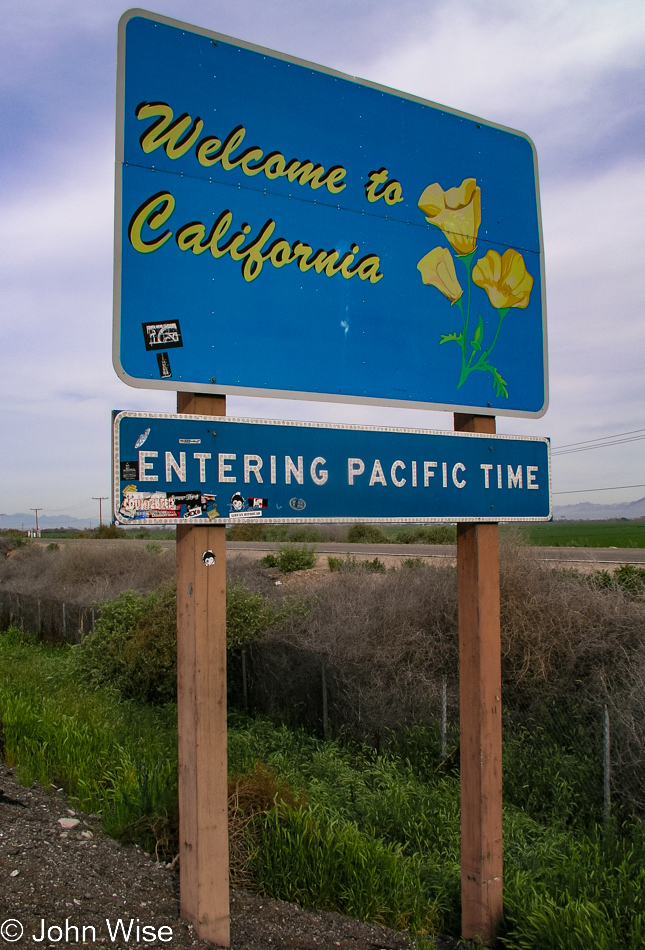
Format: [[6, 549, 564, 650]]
[[128, 192, 175, 253], [136, 103, 204, 159], [365, 168, 404, 205]]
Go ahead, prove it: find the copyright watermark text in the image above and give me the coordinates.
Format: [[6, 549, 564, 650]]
[[1, 919, 173, 943]]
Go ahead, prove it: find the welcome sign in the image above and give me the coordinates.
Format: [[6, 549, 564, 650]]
[[115, 10, 547, 417]]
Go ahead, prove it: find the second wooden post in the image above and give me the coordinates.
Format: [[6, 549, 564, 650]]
[[176, 392, 230, 946], [454, 412, 503, 944]]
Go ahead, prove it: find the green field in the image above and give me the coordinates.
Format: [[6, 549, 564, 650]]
[[506, 521, 645, 548]]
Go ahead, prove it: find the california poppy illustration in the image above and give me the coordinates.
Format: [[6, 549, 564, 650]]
[[417, 179, 533, 398]]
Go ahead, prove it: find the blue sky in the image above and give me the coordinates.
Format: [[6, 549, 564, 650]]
[[2, 0, 644, 523]]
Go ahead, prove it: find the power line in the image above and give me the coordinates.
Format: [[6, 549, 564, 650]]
[[553, 483, 645, 495], [554, 427, 645, 450], [552, 428, 645, 456]]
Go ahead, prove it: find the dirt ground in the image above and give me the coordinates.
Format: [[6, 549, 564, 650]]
[[0, 764, 467, 950]]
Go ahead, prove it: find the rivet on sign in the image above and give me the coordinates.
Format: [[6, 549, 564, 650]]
[[210, 377, 217, 382]]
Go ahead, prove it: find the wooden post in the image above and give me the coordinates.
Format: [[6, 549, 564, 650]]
[[176, 392, 230, 947], [454, 413, 503, 944]]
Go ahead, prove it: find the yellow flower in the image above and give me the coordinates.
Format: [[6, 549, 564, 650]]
[[472, 249, 533, 310], [418, 178, 481, 256], [417, 247, 463, 302]]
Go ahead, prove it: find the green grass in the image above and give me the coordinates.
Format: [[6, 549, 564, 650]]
[[506, 522, 645, 548], [2, 628, 644, 946]]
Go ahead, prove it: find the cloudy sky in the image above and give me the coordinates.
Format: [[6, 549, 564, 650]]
[[2, 0, 644, 524]]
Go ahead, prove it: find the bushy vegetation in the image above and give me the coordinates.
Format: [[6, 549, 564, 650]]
[[4, 536, 645, 945], [2, 632, 644, 947], [328, 554, 387, 573], [74, 586, 178, 704], [261, 543, 317, 573], [0, 539, 175, 606], [586, 563, 645, 596]]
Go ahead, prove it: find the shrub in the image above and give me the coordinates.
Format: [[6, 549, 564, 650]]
[[587, 563, 645, 596], [0, 540, 175, 607], [74, 586, 177, 704], [227, 523, 266, 541], [328, 555, 386, 573], [392, 526, 456, 544], [95, 523, 126, 539], [227, 582, 284, 649], [346, 524, 388, 544], [261, 544, 317, 573]]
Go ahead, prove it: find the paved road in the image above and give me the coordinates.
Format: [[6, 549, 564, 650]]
[[37, 537, 645, 566]]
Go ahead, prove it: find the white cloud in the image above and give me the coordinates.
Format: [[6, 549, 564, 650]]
[[361, 0, 645, 133]]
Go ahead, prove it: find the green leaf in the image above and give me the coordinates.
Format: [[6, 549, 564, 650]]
[[470, 315, 484, 351], [490, 367, 508, 399], [439, 332, 463, 345]]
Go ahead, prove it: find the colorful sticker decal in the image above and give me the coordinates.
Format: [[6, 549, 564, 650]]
[[134, 428, 151, 449], [248, 497, 268, 509], [120, 460, 139, 480], [202, 550, 215, 566], [229, 491, 263, 519], [156, 352, 172, 378], [142, 320, 183, 350], [119, 486, 179, 520], [289, 498, 306, 511], [416, 179, 534, 400], [119, 485, 220, 521]]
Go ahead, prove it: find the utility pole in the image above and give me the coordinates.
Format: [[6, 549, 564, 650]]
[[30, 507, 42, 538], [92, 496, 109, 527]]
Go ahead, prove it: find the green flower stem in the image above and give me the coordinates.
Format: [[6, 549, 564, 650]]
[[455, 251, 476, 389], [469, 307, 510, 374]]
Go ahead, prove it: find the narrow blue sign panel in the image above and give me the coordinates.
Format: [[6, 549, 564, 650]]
[[113, 412, 551, 524], [115, 10, 547, 418]]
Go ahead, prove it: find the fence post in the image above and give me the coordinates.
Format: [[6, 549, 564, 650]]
[[62, 602, 66, 638], [603, 704, 611, 824], [441, 674, 448, 758], [321, 654, 329, 740], [37, 597, 41, 632], [91, 608, 95, 633]]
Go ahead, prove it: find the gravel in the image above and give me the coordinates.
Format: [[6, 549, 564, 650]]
[[0, 764, 467, 950]]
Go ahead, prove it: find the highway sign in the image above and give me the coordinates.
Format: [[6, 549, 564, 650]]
[[113, 411, 551, 524], [115, 10, 547, 417]]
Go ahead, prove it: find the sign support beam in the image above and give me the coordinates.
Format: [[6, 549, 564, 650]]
[[454, 413, 503, 944], [176, 392, 230, 947]]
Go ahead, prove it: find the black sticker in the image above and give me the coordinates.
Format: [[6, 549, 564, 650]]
[[169, 491, 202, 506], [142, 320, 183, 350], [248, 497, 268, 509], [202, 550, 216, 566], [157, 352, 172, 378], [120, 460, 139, 481]]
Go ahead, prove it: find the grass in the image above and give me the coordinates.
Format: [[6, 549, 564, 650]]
[[2, 628, 645, 946], [507, 521, 645, 548]]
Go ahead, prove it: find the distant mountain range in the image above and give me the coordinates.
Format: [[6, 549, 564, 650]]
[[1, 513, 96, 530], [552, 496, 645, 521]]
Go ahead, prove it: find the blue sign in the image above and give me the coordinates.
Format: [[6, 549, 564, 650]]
[[115, 11, 547, 418], [112, 412, 551, 524]]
